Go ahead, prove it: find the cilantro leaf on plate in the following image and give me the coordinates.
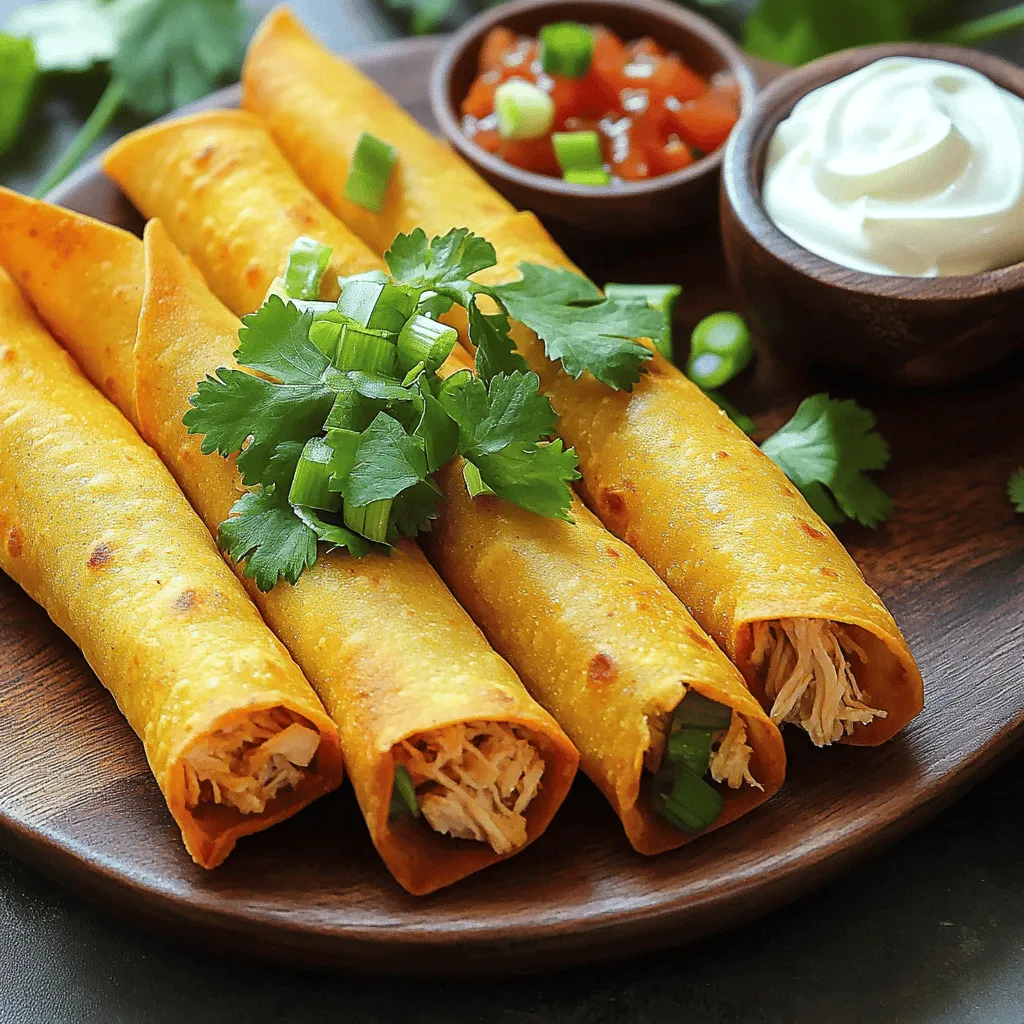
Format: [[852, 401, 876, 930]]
[[391, 477, 445, 537], [760, 394, 893, 528], [4, 0, 116, 72], [0, 34, 36, 153], [235, 295, 327, 384], [469, 302, 529, 382], [1009, 468, 1024, 514], [472, 441, 580, 520], [184, 369, 335, 485], [492, 264, 662, 390]]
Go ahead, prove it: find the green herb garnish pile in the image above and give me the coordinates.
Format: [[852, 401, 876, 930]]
[[184, 229, 606, 592]]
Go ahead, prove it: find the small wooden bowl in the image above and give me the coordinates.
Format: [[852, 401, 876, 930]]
[[430, 0, 756, 235], [721, 42, 1024, 388]]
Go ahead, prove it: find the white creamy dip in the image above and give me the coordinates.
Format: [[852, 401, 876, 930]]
[[762, 57, 1024, 276]]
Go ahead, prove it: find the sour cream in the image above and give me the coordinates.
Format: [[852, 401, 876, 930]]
[[762, 57, 1024, 276]]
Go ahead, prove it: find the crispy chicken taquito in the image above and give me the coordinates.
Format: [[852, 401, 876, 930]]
[[98, 115, 784, 846], [0, 190, 578, 895], [0, 266, 343, 869], [237, 13, 924, 746]]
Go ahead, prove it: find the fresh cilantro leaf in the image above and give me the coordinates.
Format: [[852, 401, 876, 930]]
[[468, 371, 558, 455], [470, 302, 528, 382], [293, 506, 370, 556], [0, 34, 36, 153], [235, 295, 327, 383], [410, 377, 459, 471], [760, 394, 893, 528], [492, 264, 661, 390], [384, 0, 453, 35], [470, 441, 580, 521], [5, 0, 116, 72], [336, 412, 429, 507], [391, 477, 444, 537], [111, 0, 247, 117], [386, 227, 496, 289], [416, 291, 454, 321], [1009, 468, 1024, 514], [184, 369, 335, 486]]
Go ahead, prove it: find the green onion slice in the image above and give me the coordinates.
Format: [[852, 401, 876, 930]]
[[389, 764, 420, 819], [653, 764, 723, 833], [689, 311, 754, 389], [494, 79, 555, 141], [540, 21, 594, 79], [666, 727, 714, 778], [463, 460, 496, 498], [343, 497, 393, 543], [337, 278, 416, 334], [605, 283, 681, 360], [283, 236, 333, 301], [552, 130, 602, 173], [309, 317, 344, 359], [687, 351, 737, 391], [289, 437, 342, 512], [397, 314, 458, 375], [344, 131, 397, 214], [335, 323, 398, 376], [672, 690, 733, 731], [563, 168, 611, 186]]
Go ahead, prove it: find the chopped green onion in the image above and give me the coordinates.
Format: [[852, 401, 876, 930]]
[[283, 236, 333, 301], [653, 764, 723, 833], [337, 279, 415, 334], [402, 361, 427, 386], [309, 316, 345, 359], [463, 460, 496, 498], [343, 498, 392, 543], [337, 269, 389, 288], [672, 690, 733, 731], [690, 311, 754, 381], [335, 323, 398, 376], [687, 352, 736, 390], [540, 21, 594, 79], [397, 314, 458, 375], [289, 437, 341, 512], [389, 764, 420, 819], [666, 727, 714, 778], [291, 299, 339, 316], [552, 131, 602, 173], [344, 131, 397, 214], [494, 79, 555, 141], [563, 168, 611, 186], [605, 283, 681, 360]]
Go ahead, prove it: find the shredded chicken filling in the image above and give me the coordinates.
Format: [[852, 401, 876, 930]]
[[645, 703, 760, 790], [750, 618, 885, 747], [395, 721, 545, 855], [182, 707, 320, 815]]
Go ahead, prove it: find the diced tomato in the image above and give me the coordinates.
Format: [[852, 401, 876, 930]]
[[611, 137, 651, 181], [708, 71, 742, 111], [651, 136, 695, 175], [671, 97, 739, 153], [630, 36, 667, 59], [591, 25, 626, 75], [499, 138, 561, 176], [461, 71, 500, 119], [649, 54, 707, 104], [474, 129, 502, 153], [547, 75, 585, 125], [500, 40, 537, 79], [479, 26, 518, 72]]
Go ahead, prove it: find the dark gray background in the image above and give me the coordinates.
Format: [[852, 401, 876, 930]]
[[2, 1, 1023, 1022]]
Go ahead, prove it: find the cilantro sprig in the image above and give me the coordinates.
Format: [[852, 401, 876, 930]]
[[185, 231, 582, 591]]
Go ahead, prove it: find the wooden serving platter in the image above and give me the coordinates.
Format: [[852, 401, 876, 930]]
[[1, 36, 1022, 974]]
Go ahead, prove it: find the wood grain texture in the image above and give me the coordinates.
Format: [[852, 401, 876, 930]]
[[0, 38, 1022, 973], [721, 42, 1024, 387], [431, 0, 756, 235]]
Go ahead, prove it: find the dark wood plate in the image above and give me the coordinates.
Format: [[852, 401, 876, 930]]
[[1, 36, 1022, 975]]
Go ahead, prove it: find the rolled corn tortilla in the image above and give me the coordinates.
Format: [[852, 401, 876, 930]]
[[0, 189, 579, 895], [237, 18, 924, 746], [242, 6, 515, 255], [99, 112, 783, 845], [0, 265, 343, 870]]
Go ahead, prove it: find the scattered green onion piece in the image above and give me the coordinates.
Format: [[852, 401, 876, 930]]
[[283, 236, 333, 301], [552, 130, 602, 173], [672, 690, 733, 731], [563, 168, 611, 186], [540, 21, 594, 79], [389, 764, 420, 819], [344, 131, 397, 214], [337, 269, 389, 288], [290, 299, 339, 316], [687, 351, 735, 391], [343, 498, 392, 543], [666, 727, 714, 778], [654, 764, 723, 833], [402, 361, 427, 386], [397, 314, 458, 375], [691, 312, 753, 371], [335, 323, 398, 376], [309, 317, 344, 359], [463, 460, 496, 498], [289, 437, 341, 512], [605, 283, 681, 360], [337, 279, 415, 333], [494, 79, 555, 141]]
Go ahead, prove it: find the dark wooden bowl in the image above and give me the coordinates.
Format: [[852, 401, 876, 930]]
[[430, 0, 756, 235], [721, 42, 1024, 388]]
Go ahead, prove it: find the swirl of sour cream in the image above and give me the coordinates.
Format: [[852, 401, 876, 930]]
[[762, 57, 1024, 277]]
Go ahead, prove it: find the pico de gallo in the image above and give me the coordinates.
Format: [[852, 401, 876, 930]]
[[460, 22, 742, 184]]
